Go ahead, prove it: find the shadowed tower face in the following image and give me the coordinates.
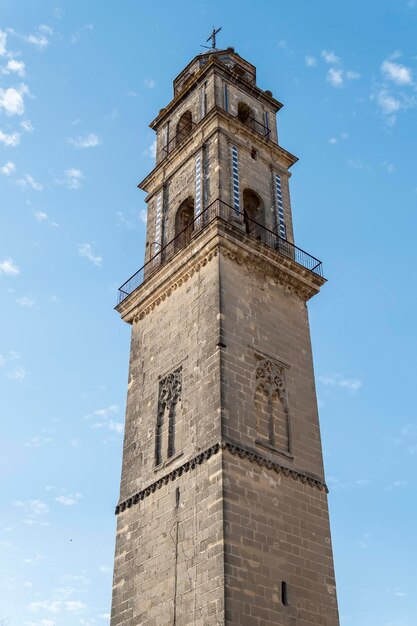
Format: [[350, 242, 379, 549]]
[[112, 46, 340, 626]]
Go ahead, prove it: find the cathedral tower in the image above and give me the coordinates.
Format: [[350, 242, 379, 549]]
[[111, 47, 340, 626]]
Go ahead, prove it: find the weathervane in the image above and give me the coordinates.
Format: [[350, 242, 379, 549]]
[[202, 26, 222, 50]]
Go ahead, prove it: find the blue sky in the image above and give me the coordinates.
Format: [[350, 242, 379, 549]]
[[0, 1, 416, 625]]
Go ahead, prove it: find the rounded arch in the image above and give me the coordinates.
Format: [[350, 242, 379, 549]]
[[242, 188, 265, 239], [176, 111, 193, 146], [174, 197, 195, 250], [237, 101, 255, 129]]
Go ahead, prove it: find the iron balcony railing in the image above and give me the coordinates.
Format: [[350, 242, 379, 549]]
[[237, 115, 271, 139], [117, 198, 323, 304], [162, 121, 196, 155]]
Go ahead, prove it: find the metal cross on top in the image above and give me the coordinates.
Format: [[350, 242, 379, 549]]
[[206, 26, 222, 50]]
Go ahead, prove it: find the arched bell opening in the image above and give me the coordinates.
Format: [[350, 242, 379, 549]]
[[175, 111, 193, 146], [174, 198, 195, 250], [237, 101, 255, 130], [242, 188, 265, 241]]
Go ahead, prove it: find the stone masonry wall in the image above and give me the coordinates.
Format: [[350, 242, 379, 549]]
[[145, 130, 219, 260], [217, 74, 278, 145], [118, 255, 221, 503], [216, 129, 295, 243], [155, 72, 216, 164], [223, 450, 339, 626], [219, 252, 325, 479], [111, 452, 225, 626]]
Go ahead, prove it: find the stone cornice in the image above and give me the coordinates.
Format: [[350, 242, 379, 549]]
[[115, 440, 328, 515], [116, 220, 325, 324], [116, 228, 220, 324], [223, 439, 327, 493], [150, 56, 283, 131], [140, 107, 297, 194], [218, 231, 325, 302], [139, 112, 220, 195]]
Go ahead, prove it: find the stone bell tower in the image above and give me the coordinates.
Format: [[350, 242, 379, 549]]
[[111, 46, 340, 626]]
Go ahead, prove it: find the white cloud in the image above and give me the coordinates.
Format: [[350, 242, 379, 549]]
[[59, 168, 84, 190], [305, 55, 317, 67], [16, 174, 43, 191], [78, 243, 102, 266], [0, 257, 19, 275], [5, 59, 25, 76], [89, 404, 124, 434], [144, 139, 156, 159], [28, 599, 87, 613], [61, 573, 90, 586], [24, 436, 53, 448], [66, 600, 87, 612], [55, 493, 82, 506], [144, 78, 156, 88], [381, 59, 413, 86], [92, 419, 124, 433], [1, 161, 16, 175], [0, 29, 7, 56], [14, 499, 49, 516], [99, 565, 111, 573], [139, 208, 147, 224], [116, 209, 139, 230], [23, 552, 48, 564], [347, 157, 366, 170], [28, 600, 61, 613], [0, 354, 5, 366], [0, 129, 20, 146], [39, 24, 54, 35], [0, 83, 29, 116], [383, 161, 396, 173], [394, 423, 417, 454], [67, 133, 101, 148], [327, 68, 344, 87], [346, 70, 360, 80], [93, 404, 119, 418], [385, 480, 408, 490], [355, 479, 370, 487], [108, 421, 124, 433], [377, 89, 401, 115], [329, 133, 348, 145], [21, 119, 34, 132], [318, 373, 362, 392], [7, 366, 26, 380], [16, 296, 35, 308], [25, 34, 49, 49], [70, 24, 94, 44], [277, 39, 293, 57], [33, 211, 59, 228], [35, 210, 48, 222], [321, 50, 340, 64]]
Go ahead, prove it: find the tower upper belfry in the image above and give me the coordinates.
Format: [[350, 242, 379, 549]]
[[111, 48, 340, 626]]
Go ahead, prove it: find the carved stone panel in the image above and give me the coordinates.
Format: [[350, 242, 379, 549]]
[[254, 354, 291, 456], [155, 366, 182, 466]]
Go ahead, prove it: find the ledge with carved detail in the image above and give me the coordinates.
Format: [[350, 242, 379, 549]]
[[116, 198, 325, 311], [114, 439, 328, 515]]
